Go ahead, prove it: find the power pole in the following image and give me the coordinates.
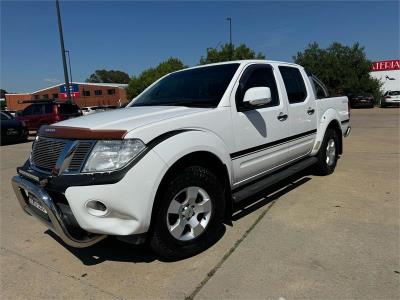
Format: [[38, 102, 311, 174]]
[[226, 17, 232, 60], [56, 0, 72, 103], [65, 50, 74, 102]]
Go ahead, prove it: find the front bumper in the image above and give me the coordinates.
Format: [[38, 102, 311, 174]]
[[11, 149, 167, 247], [11, 175, 106, 248]]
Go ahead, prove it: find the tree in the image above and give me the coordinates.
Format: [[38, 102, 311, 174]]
[[126, 57, 186, 99], [86, 69, 130, 84], [294, 42, 381, 99], [0, 89, 7, 99], [199, 43, 265, 65]]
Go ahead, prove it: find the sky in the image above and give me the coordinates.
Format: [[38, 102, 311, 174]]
[[1, 0, 399, 93]]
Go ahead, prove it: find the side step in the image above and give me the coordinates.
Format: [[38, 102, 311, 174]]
[[232, 157, 318, 203]]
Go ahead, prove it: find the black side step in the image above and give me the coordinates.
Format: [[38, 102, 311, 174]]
[[232, 157, 318, 203]]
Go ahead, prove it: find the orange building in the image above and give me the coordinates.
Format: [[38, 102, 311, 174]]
[[5, 82, 129, 111]]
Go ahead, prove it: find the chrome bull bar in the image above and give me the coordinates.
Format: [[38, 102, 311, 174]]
[[11, 175, 106, 248]]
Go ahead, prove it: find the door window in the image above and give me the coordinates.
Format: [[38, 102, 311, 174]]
[[44, 104, 53, 114], [279, 66, 307, 103], [32, 105, 44, 115], [236, 65, 280, 110]]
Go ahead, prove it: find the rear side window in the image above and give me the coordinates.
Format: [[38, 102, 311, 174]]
[[279, 66, 307, 103], [58, 104, 79, 114], [310, 75, 329, 99], [236, 64, 280, 110]]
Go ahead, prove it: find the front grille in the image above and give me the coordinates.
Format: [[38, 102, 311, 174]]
[[31, 137, 66, 171], [31, 137, 94, 173], [68, 142, 94, 171]]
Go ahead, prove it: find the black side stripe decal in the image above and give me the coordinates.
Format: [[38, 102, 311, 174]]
[[230, 129, 317, 160], [341, 119, 350, 124]]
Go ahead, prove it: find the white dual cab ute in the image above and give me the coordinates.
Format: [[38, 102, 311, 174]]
[[12, 60, 350, 259]]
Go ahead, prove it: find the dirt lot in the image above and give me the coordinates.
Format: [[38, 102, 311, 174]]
[[1, 108, 399, 299]]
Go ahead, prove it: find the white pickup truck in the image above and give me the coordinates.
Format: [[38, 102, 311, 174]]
[[12, 60, 350, 259]]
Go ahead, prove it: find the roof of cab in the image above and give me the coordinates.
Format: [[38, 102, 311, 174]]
[[172, 59, 301, 73]]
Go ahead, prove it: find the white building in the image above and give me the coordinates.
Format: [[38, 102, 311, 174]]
[[369, 60, 400, 93]]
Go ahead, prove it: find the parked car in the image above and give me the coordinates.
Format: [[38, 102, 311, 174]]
[[16, 101, 82, 131], [1, 111, 28, 145], [380, 91, 400, 107], [81, 106, 98, 116], [349, 94, 374, 108], [11, 60, 350, 259]]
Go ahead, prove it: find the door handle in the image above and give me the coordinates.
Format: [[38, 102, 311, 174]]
[[277, 112, 288, 121], [307, 108, 315, 115]]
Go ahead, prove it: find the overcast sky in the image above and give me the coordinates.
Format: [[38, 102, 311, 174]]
[[1, 0, 399, 92]]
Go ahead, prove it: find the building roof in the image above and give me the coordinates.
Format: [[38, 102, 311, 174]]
[[5, 82, 128, 95]]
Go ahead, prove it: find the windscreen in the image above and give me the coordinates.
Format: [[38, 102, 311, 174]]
[[131, 63, 240, 108], [1, 112, 11, 120]]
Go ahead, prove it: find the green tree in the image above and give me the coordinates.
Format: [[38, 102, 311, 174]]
[[0, 89, 7, 98], [294, 42, 381, 99], [86, 69, 130, 84], [126, 57, 186, 99], [199, 43, 265, 65]]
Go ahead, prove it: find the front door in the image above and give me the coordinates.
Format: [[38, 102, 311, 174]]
[[230, 64, 290, 186]]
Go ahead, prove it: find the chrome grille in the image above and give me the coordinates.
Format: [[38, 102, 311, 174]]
[[31, 137, 94, 173], [67, 142, 94, 171], [31, 137, 66, 171]]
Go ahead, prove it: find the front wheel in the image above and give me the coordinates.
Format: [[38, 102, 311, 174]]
[[314, 128, 339, 175], [149, 166, 225, 260]]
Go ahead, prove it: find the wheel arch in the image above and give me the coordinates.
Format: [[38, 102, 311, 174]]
[[327, 120, 343, 155], [311, 109, 343, 155], [149, 151, 232, 233]]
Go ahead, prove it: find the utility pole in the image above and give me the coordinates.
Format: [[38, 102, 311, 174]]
[[65, 50, 74, 102], [56, 0, 72, 103], [226, 17, 232, 60]]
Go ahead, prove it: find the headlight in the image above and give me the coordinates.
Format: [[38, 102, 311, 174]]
[[82, 139, 146, 172]]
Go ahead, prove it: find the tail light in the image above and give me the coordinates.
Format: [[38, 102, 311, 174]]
[[385, 96, 391, 99]]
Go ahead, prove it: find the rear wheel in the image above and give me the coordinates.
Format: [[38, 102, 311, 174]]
[[314, 128, 339, 175], [150, 166, 225, 260]]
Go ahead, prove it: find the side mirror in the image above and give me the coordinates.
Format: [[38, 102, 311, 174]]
[[243, 87, 272, 107]]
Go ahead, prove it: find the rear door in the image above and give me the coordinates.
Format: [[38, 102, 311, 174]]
[[230, 63, 290, 185], [278, 65, 317, 160]]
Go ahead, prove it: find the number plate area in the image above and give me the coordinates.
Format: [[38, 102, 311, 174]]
[[27, 193, 50, 221]]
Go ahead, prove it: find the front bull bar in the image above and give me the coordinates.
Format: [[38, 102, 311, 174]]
[[11, 175, 105, 248]]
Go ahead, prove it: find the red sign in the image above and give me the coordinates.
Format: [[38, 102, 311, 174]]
[[59, 92, 80, 99], [371, 60, 400, 72]]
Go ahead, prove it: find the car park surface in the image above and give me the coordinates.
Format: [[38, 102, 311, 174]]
[[0, 108, 399, 299]]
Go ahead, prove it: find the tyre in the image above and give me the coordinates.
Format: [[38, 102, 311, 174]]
[[150, 165, 225, 260], [314, 128, 339, 175]]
